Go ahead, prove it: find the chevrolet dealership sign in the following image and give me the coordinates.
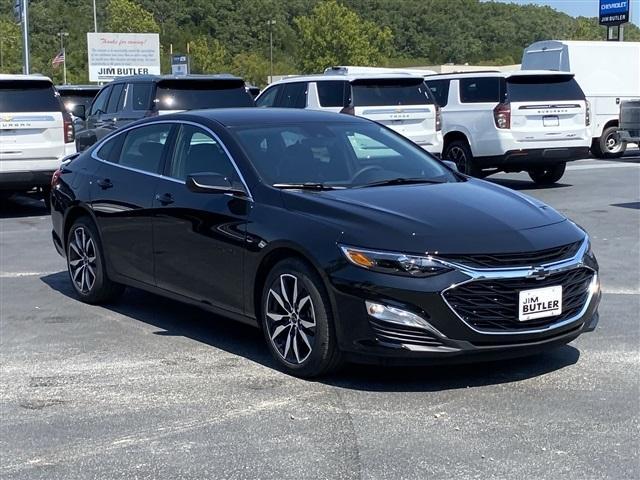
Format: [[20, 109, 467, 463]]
[[87, 32, 160, 82], [599, 0, 630, 25]]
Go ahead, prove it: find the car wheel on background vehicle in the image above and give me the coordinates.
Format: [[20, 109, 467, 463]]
[[591, 126, 627, 159], [528, 162, 566, 185], [444, 140, 480, 177], [66, 217, 124, 304], [261, 258, 342, 377]]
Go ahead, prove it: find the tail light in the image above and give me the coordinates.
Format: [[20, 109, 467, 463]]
[[63, 113, 75, 143], [435, 105, 442, 131], [585, 100, 591, 126], [51, 167, 62, 188], [493, 102, 511, 129], [340, 105, 355, 115]]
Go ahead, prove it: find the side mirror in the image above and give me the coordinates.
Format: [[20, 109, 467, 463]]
[[186, 173, 248, 197], [443, 160, 459, 172], [71, 104, 86, 120]]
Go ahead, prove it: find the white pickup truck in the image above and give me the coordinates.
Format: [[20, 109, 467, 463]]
[[1, 74, 76, 205]]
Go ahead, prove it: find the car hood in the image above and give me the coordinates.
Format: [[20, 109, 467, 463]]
[[282, 179, 584, 254]]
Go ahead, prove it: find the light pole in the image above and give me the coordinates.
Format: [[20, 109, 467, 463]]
[[59, 32, 69, 84], [92, 0, 98, 32], [21, 0, 30, 74], [267, 19, 276, 83]]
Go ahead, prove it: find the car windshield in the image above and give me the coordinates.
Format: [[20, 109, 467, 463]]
[[155, 79, 255, 110], [0, 80, 61, 112], [232, 122, 456, 188]]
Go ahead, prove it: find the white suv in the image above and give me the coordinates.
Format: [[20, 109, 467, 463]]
[[256, 73, 443, 155], [1, 75, 75, 202], [425, 71, 591, 184]]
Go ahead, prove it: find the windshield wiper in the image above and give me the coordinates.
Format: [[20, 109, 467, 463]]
[[357, 177, 446, 188], [273, 182, 344, 191]]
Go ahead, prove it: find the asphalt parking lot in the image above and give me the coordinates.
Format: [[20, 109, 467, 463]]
[[1, 153, 639, 480]]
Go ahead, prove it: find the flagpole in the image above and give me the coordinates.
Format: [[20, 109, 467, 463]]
[[58, 31, 68, 84]]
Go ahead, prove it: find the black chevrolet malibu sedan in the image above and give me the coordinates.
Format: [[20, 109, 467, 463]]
[[50, 109, 601, 377]]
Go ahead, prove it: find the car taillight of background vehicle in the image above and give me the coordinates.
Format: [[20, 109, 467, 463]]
[[586, 100, 591, 126], [435, 105, 442, 131], [494, 103, 511, 129], [63, 113, 75, 143], [51, 168, 63, 188]]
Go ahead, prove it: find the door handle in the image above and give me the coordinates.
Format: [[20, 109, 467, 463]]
[[155, 193, 174, 205], [96, 178, 113, 189]]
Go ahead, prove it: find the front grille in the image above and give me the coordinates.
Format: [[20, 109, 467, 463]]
[[439, 241, 582, 269], [369, 318, 445, 348], [443, 267, 594, 332]]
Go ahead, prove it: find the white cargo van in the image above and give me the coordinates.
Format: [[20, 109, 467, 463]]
[[1, 74, 75, 203], [522, 40, 640, 158]]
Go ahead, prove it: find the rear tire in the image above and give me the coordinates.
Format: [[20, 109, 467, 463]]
[[260, 258, 342, 378], [66, 216, 124, 304], [591, 126, 626, 159], [444, 140, 481, 177], [528, 162, 566, 185]]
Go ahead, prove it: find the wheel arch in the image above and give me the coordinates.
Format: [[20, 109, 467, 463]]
[[443, 130, 471, 152], [62, 203, 99, 248]]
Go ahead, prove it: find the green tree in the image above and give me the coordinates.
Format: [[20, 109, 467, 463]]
[[294, 0, 393, 73], [105, 0, 160, 33], [0, 16, 22, 73], [231, 52, 270, 87], [188, 35, 228, 74]]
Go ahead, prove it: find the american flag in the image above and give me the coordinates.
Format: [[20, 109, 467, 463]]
[[51, 50, 65, 68]]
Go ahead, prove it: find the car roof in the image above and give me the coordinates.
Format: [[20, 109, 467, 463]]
[[169, 107, 367, 127], [425, 70, 575, 80], [110, 74, 244, 84], [270, 72, 426, 85], [0, 73, 53, 83], [56, 84, 101, 92]]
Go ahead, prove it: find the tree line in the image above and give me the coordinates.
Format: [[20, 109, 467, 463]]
[[1, 0, 638, 87]]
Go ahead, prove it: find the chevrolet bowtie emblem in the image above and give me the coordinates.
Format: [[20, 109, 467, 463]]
[[530, 266, 551, 280], [2, 116, 12, 122]]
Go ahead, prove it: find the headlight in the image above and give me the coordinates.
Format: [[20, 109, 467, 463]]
[[339, 245, 451, 277]]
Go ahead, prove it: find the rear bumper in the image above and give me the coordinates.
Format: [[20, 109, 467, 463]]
[[0, 170, 54, 190], [476, 147, 590, 170], [618, 130, 640, 143]]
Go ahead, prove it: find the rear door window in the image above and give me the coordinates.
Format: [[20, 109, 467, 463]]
[[155, 79, 255, 110], [117, 123, 173, 173], [256, 85, 281, 107], [131, 83, 153, 111], [459, 77, 502, 103], [317, 81, 348, 107], [506, 75, 585, 102], [89, 86, 111, 116], [0, 80, 61, 112], [351, 78, 433, 106], [276, 82, 307, 108], [425, 79, 451, 107], [106, 83, 126, 114]]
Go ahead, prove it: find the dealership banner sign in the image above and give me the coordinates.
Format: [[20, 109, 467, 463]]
[[87, 33, 160, 82], [599, 0, 630, 25]]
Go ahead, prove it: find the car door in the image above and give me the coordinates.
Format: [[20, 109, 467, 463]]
[[90, 122, 174, 286], [100, 82, 126, 134], [152, 123, 250, 313]]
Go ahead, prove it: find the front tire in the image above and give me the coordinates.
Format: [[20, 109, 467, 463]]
[[260, 258, 342, 377], [66, 217, 124, 304], [591, 126, 626, 159], [528, 162, 566, 185], [444, 140, 481, 177]]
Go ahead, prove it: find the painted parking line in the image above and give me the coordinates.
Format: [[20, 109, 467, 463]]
[[567, 163, 640, 171], [0, 271, 63, 278]]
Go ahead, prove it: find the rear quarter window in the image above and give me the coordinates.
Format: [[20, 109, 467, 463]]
[[351, 78, 433, 106], [459, 77, 503, 103], [317, 81, 348, 107], [506, 76, 585, 102], [0, 80, 61, 112]]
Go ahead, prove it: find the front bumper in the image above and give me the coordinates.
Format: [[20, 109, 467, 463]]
[[326, 241, 600, 364]]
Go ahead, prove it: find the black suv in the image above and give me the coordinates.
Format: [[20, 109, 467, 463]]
[[74, 75, 255, 151], [56, 84, 101, 133]]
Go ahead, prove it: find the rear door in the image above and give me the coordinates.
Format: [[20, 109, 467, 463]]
[[0, 79, 66, 170], [350, 77, 438, 149], [154, 78, 255, 114], [506, 75, 587, 144]]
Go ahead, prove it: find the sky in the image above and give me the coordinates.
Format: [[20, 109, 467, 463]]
[[485, 0, 639, 26]]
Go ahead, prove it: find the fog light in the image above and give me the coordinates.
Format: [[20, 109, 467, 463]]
[[366, 301, 430, 330]]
